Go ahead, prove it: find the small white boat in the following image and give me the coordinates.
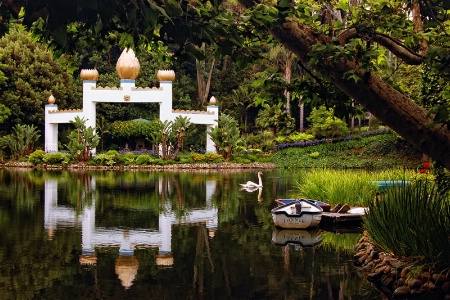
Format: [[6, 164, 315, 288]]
[[271, 200, 323, 229], [271, 227, 323, 247]]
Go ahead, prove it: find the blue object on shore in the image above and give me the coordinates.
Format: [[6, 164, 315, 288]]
[[372, 180, 411, 192]]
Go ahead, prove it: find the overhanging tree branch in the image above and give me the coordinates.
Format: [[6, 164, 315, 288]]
[[266, 17, 450, 169]]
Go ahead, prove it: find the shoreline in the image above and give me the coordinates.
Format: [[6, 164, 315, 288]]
[[354, 233, 450, 299]]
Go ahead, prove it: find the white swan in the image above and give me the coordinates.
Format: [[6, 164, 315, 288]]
[[240, 172, 263, 188]]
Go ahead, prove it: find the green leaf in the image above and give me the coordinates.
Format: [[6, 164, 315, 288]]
[[186, 44, 206, 60], [278, 0, 290, 8], [164, 0, 183, 17], [51, 26, 67, 46]]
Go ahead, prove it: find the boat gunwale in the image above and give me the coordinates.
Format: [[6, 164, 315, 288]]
[[271, 200, 323, 217]]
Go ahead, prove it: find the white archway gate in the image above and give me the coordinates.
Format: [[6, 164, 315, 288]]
[[45, 49, 218, 154]]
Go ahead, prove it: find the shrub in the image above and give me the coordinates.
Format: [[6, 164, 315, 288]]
[[93, 152, 118, 166], [204, 152, 223, 163], [28, 150, 45, 165], [121, 152, 136, 165], [135, 154, 154, 165], [361, 135, 397, 156], [190, 152, 204, 162], [189, 152, 222, 163], [287, 132, 314, 143], [179, 156, 194, 164], [307, 106, 349, 139], [43, 152, 70, 165]]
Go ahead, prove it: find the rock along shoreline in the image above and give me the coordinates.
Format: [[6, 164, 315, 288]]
[[354, 233, 450, 300]]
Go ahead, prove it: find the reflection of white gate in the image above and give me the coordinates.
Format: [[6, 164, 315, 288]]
[[44, 49, 218, 154], [44, 176, 218, 271]]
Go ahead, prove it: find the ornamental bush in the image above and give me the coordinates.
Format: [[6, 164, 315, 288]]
[[28, 150, 45, 165], [135, 154, 155, 165], [43, 152, 70, 165], [307, 106, 349, 139]]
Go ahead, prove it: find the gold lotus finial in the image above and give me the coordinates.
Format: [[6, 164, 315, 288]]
[[156, 70, 175, 81], [80, 69, 99, 81], [116, 48, 140, 80]]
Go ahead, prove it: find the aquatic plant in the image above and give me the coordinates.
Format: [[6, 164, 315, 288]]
[[294, 169, 417, 206], [364, 180, 450, 269]]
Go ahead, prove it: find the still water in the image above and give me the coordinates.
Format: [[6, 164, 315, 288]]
[[0, 168, 382, 299]]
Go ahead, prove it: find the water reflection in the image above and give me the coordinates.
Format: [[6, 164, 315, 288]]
[[239, 186, 263, 201], [0, 169, 382, 299], [44, 175, 218, 289], [271, 227, 323, 248]]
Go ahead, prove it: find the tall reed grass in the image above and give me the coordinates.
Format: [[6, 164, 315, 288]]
[[364, 180, 450, 269], [294, 169, 416, 206]]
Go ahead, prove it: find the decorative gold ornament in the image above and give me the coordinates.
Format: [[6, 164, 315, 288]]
[[48, 94, 56, 104], [80, 69, 99, 81], [209, 96, 216, 105], [124, 95, 131, 102], [156, 70, 176, 81], [116, 48, 140, 80]]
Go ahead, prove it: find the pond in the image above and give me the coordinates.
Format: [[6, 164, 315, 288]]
[[0, 168, 383, 299]]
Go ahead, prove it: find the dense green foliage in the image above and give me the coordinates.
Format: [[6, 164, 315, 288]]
[[66, 116, 100, 162], [0, 124, 40, 159], [273, 133, 421, 169], [307, 106, 350, 139], [208, 114, 241, 159], [0, 27, 76, 132]]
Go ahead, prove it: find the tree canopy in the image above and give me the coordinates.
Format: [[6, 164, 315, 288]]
[[1, 0, 450, 169]]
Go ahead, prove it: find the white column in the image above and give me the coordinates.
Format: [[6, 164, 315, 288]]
[[206, 105, 219, 153], [45, 104, 59, 152], [159, 81, 173, 122], [83, 80, 98, 155]]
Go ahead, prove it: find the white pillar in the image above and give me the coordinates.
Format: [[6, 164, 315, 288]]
[[83, 80, 98, 155], [45, 104, 59, 152], [159, 81, 173, 122], [206, 105, 219, 153]]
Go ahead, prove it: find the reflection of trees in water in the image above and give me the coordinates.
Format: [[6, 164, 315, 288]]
[[191, 225, 214, 300], [0, 169, 380, 299]]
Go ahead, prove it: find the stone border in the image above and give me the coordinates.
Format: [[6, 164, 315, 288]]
[[354, 233, 450, 299], [0, 161, 278, 171]]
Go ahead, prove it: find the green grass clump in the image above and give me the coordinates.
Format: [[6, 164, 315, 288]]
[[364, 180, 450, 269], [294, 169, 416, 206]]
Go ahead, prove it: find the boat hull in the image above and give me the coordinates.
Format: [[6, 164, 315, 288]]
[[271, 200, 323, 229]]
